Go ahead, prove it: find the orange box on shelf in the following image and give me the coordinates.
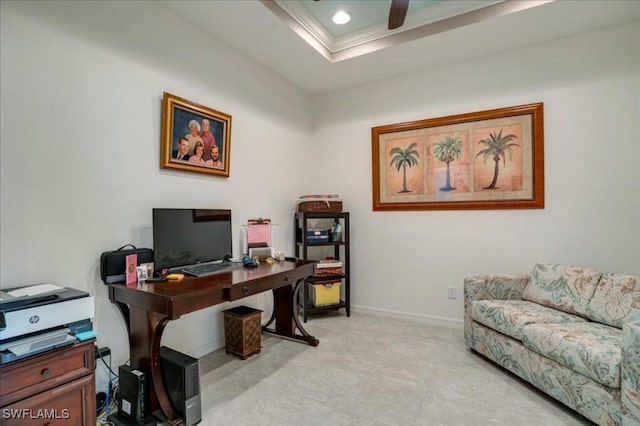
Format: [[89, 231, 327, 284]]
[[315, 259, 343, 277], [315, 267, 343, 276]]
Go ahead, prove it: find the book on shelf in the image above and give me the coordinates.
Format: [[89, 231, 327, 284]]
[[315, 259, 343, 276], [314, 268, 343, 277], [316, 259, 343, 268], [306, 228, 329, 243]]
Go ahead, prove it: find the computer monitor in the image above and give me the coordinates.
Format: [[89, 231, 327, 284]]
[[152, 209, 232, 271]]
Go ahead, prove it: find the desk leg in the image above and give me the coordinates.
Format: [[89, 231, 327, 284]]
[[112, 300, 130, 334], [262, 278, 319, 346], [129, 307, 184, 425], [302, 277, 308, 323], [291, 278, 319, 346]]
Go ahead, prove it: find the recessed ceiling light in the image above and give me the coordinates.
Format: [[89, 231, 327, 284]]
[[332, 10, 350, 25]]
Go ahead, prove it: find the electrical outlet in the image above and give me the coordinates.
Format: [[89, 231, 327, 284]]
[[447, 286, 457, 299], [95, 346, 112, 396]]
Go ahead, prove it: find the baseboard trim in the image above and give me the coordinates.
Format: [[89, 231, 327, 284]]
[[352, 305, 463, 329], [188, 337, 225, 358], [188, 307, 462, 358]]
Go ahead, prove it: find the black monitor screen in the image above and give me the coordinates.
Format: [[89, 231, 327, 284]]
[[153, 209, 232, 271]]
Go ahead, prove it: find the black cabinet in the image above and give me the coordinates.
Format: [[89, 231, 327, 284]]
[[294, 211, 350, 322]]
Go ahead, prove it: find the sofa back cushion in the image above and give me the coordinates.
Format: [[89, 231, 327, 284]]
[[522, 263, 602, 316], [586, 272, 640, 328]]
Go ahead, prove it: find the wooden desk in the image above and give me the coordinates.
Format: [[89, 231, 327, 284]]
[[109, 259, 317, 425]]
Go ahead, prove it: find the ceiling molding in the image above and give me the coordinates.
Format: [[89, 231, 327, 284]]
[[331, 0, 503, 52], [159, 0, 638, 94], [261, 0, 554, 63], [270, 0, 336, 52], [260, 0, 334, 61]]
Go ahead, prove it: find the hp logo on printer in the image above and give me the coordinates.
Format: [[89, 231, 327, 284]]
[[29, 315, 40, 324]]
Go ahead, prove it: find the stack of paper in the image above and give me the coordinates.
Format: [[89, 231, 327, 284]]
[[247, 218, 271, 248]]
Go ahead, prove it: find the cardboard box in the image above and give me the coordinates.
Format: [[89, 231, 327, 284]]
[[308, 280, 341, 306]]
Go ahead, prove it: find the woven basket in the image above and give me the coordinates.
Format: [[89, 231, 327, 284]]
[[297, 200, 343, 213], [223, 306, 263, 360]]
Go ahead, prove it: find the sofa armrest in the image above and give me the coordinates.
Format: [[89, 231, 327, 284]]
[[622, 312, 640, 425], [464, 273, 530, 347]]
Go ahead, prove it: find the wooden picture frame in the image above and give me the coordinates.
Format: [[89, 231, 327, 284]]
[[371, 103, 544, 211], [161, 92, 231, 177]]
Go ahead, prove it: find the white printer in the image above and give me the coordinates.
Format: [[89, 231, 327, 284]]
[[0, 283, 94, 363]]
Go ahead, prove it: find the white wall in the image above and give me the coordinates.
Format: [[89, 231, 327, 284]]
[[313, 22, 640, 326], [0, 1, 313, 366], [1, 0, 639, 369]]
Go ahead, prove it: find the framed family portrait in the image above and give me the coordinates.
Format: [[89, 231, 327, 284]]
[[161, 92, 232, 177], [372, 103, 544, 211]]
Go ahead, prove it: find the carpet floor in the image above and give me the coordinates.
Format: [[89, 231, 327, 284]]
[[197, 312, 593, 425]]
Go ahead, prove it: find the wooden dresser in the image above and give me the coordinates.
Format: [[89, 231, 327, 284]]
[[0, 340, 96, 425]]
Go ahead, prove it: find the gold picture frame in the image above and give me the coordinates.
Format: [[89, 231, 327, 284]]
[[161, 92, 231, 177], [372, 103, 544, 211]]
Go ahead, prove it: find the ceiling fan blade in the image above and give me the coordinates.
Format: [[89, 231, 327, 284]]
[[388, 0, 409, 30]]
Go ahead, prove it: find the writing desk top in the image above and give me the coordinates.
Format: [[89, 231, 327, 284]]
[[109, 259, 315, 318]]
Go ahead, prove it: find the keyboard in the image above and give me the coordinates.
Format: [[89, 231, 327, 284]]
[[182, 262, 237, 277]]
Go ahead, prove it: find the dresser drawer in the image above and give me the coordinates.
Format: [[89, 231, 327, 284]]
[[0, 374, 95, 426], [0, 341, 94, 407]]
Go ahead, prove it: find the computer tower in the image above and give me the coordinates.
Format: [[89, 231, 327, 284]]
[[118, 365, 147, 424], [159, 346, 201, 426]]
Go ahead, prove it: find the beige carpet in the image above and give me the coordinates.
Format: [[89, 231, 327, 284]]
[[197, 312, 593, 425]]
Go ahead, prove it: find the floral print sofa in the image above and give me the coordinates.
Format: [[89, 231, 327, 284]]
[[464, 263, 640, 425]]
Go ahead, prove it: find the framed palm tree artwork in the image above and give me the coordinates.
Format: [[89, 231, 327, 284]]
[[371, 103, 544, 211]]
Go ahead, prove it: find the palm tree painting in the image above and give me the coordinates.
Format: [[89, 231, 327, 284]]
[[475, 128, 519, 190], [373, 104, 542, 210], [389, 142, 419, 193], [433, 135, 463, 191]]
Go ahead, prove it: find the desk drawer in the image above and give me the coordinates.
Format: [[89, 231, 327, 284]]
[[0, 341, 94, 407], [228, 271, 297, 300]]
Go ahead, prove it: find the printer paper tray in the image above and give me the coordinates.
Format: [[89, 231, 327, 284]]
[[0, 328, 76, 364]]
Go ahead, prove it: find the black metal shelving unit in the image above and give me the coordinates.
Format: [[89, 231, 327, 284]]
[[294, 211, 350, 322]]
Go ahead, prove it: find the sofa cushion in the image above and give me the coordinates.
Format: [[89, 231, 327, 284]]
[[586, 272, 640, 328], [471, 322, 623, 425], [521, 322, 622, 389], [471, 300, 586, 341], [522, 263, 602, 316]]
